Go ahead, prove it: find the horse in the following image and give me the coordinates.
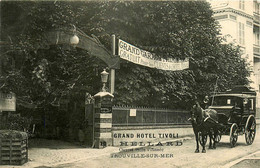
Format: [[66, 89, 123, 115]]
[[189, 102, 219, 153]]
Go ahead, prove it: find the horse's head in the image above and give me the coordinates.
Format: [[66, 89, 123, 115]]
[[189, 102, 203, 125]]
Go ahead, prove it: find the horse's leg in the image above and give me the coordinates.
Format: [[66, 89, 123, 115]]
[[209, 129, 214, 149], [195, 130, 199, 153], [213, 129, 217, 149], [209, 132, 213, 149], [202, 132, 206, 153]]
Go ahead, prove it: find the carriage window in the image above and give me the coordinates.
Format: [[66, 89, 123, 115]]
[[212, 96, 242, 106], [212, 97, 234, 106], [249, 99, 254, 110], [227, 99, 231, 105], [244, 99, 254, 110]]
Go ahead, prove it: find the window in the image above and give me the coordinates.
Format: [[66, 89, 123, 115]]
[[246, 21, 253, 26], [214, 15, 228, 20], [249, 99, 254, 110], [254, 0, 260, 14], [255, 27, 260, 45], [239, 0, 245, 10], [244, 99, 254, 110], [230, 15, 237, 20], [212, 96, 241, 106], [255, 33, 260, 45], [227, 99, 231, 105], [239, 22, 245, 45]]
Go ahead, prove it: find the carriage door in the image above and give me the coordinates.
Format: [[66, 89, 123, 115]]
[[247, 98, 255, 115], [243, 98, 255, 115]]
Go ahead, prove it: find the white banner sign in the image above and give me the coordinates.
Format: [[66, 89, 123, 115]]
[[118, 39, 189, 71]]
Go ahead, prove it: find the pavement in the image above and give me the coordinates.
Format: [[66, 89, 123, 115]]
[[24, 139, 119, 168], [1, 119, 259, 168], [0, 136, 192, 168], [1, 138, 119, 168], [223, 150, 260, 168]]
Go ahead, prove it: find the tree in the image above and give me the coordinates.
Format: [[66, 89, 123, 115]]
[[0, 1, 250, 110]]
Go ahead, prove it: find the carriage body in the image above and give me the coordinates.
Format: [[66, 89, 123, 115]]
[[209, 93, 256, 134], [207, 86, 257, 147]]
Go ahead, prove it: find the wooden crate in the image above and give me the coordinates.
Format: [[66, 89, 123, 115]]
[[0, 130, 28, 165]]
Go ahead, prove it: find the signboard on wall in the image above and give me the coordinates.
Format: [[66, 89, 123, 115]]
[[0, 92, 16, 111], [118, 39, 189, 71], [130, 109, 136, 116]]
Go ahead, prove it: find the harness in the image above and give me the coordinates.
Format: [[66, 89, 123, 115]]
[[192, 108, 218, 127]]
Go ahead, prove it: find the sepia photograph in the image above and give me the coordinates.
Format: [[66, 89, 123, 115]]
[[0, 0, 260, 167]]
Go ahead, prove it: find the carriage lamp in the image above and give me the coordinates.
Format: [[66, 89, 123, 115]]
[[70, 25, 79, 46], [70, 35, 79, 46], [101, 69, 109, 92]]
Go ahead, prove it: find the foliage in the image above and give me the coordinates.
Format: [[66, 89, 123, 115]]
[[0, 1, 250, 109], [0, 115, 32, 132]]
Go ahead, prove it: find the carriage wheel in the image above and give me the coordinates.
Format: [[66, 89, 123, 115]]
[[245, 115, 256, 145], [198, 131, 207, 146], [230, 123, 238, 148]]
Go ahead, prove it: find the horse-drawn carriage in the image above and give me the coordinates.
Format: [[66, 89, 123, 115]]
[[190, 86, 257, 152]]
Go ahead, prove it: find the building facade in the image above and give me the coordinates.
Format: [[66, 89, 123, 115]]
[[208, 0, 260, 113]]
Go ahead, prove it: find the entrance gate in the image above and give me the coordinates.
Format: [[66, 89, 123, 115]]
[[39, 29, 118, 148]]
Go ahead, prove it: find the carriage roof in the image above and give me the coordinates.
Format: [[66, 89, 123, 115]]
[[210, 86, 256, 99], [210, 93, 256, 99]]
